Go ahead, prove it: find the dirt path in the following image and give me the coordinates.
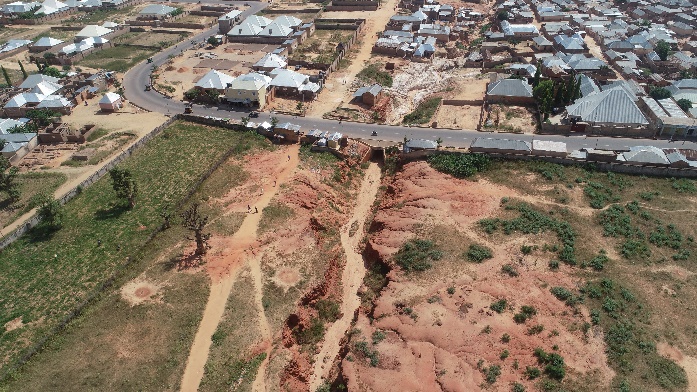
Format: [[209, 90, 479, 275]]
[[308, 162, 382, 390], [250, 250, 273, 392], [180, 145, 300, 392], [305, 0, 400, 117]]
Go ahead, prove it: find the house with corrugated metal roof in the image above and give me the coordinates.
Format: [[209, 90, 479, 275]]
[[486, 78, 535, 105], [352, 84, 383, 106]]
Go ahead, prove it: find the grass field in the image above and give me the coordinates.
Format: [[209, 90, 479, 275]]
[[289, 29, 354, 64], [0, 121, 271, 385], [0, 172, 66, 230], [402, 97, 442, 125], [79, 46, 157, 73]]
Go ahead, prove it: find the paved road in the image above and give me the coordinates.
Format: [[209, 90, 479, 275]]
[[123, 3, 697, 152]]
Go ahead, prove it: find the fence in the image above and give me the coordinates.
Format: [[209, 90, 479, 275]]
[[0, 115, 260, 383]]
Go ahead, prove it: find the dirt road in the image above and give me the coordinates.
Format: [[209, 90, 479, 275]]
[[305, 0, 401, 117], [180, 145, 300, 392], [308, 162, 382, 390]]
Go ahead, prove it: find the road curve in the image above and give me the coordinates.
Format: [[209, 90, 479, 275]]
[[123, 3, 697, 151]]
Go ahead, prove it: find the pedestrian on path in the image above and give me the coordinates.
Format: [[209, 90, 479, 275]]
[[273, 180, 277, 187], [247, 205, 251, 213], [255, 206, 258, 213], [260, 187, 264, 195], [287, 155, 291, 161]]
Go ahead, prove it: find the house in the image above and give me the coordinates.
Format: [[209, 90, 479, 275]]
[[60, 37, 108, 56], [404, 139, 438, 152], [269, 68, 320, 99], [36, 95, 72, 113], [1, 132, 38, 161], [19, 74, 61, 89], [532, 140, 567, 157], [274, 122, 301, 143], [416, 23, 450, 43], [470, 137, 532, 154], [35, 0, 69, 15], [553, 33, 586, 53], [75, 24, 112, 41], [252, 53, 287, 72], [218, 10, 242, 34], [30, 36, 63, 52], [500, 20, 539, 39], [194, 69, 235, 93], [508, 63, 536, 77], [1, 1, 40, 14], [620, 146, 670, 165], [259, 22, 293, 38], [485, 78, 534, 104], [138, 4, 176, 19], [224, 72, 272, 108], [565, 87, 648, 126], [0, 39, 32, 54], [352, 84, 383, 106], [227, 15, 272, 37], [98, 92, 122, 111], [531, 36, 554, 52]]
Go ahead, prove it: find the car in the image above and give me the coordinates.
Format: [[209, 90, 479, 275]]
[[249, 111, 259, 118]]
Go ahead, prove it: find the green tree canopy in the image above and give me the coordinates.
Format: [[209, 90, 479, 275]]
[[677, 98, 693, 112], [655, 40, 671, 61]]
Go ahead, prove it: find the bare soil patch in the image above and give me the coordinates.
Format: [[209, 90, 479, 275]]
[[120, 277, 162, 306]]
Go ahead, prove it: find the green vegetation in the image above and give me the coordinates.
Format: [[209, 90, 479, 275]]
[[655, 40, 671, 61], [371, 330, 386, 344], [533, 348, 566, 380], [650, 86, 672, 100], [402, 97, 441, 124], [393, 238, 443, 272], [581, 278, 687, 390], [0, 172, 66, 229], [80, 46, 157, 73], [297, 317, 325, 346], [478, 202, 577, 265], [513, 305, 537, 324], [427, 153, 490, 178], [86, 127, 109, 142], [259, 201, 295, 233], [356, 63, 393, 87], [490, 299, 507, 313], [482, 364, 502, 383], [316, 298, 340, 322], [466, 243, 493, 262], [677, 98, 693, 112], [525, 366, 541, 379], [354, 340, 379, 367], [501, 264, 519, 277], [0, 121, 270, 378]]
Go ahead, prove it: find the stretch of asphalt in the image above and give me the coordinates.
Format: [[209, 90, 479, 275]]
[[123, 1, 697, 152]]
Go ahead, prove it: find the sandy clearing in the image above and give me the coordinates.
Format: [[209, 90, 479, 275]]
[[305, 0, 401, 117], [309, 162, 381, 390], [180, 145, 300, 392]]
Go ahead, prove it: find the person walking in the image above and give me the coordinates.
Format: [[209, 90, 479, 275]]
[[247, 205, 251, 213], [255, 206, 258, 213]]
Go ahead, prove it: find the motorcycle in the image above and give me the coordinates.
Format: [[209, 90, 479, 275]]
[[371, 131, 378, 136]]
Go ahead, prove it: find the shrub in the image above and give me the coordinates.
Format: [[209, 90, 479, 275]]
[[514, 305, 537, 323], [356, 63, 393, 87], [525, 366, 541, 379], [371, 330, 386, 344], [297, 317, 325, 345], [428, 153, 490, 178], [527, 324, 545, 335], [447, 286, 455, 295], [521, 245, 533, 255], [590, 309, 600, 325], [316, 299, 340, 322], [672, 179, 696, 193], [501, 264, 519, 277], [500, 349, 510, 360], [490, 299, 507, 313], [512, 382, 526, 392], [550, 286, 573, 302], [353, 340, 379, 367], [403, 97, 442, 124], [588, 250, 609, 271], [534, 348, 566, 380], [621, 239, 651, 259], [394, 239, 443, 272], [467, 243, 493, 262], [649, 224, 683, 249], [548, 260, 560, 270], [650, 355, 688, 389], [501, 333, 511, 343], [483, 364, 502, 384]]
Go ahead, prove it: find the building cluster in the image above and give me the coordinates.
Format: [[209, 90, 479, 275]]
[[473, 0, 697, 137], [373, 1, 484, 60]]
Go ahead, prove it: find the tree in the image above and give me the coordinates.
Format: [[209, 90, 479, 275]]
[[271, 116, 279, 128], [26, 109, 60, 127], [0, 155, 19, 202], [41, 66, 62, 78], [677, 98, 693, 112], [497, 11, 509, 21], [0, 139, 5, 151], [571, 74, 582, 101], [533, 80, 555, 117], [35, 193, 63, 231], [240, 116, 250, 127], [109, 168, 137, 208], [655, 40, 671, 61], [206, 36, 221, 47], [532, 64, 541, 87], [18, 60, 27, 79], [180, 203, 211, 256], [649, 87, 672, 100], [1, 66, 11, 87]]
